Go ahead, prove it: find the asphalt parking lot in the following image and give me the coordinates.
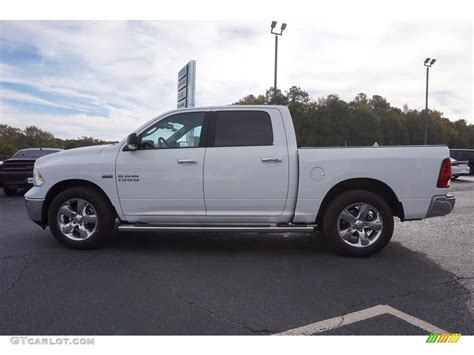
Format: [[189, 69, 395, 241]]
[[0, 178, 473, 335]]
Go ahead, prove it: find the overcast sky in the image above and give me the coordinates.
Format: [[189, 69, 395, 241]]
[[0, 20, 472, 140]]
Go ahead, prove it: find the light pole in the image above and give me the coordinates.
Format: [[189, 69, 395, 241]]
[[270, 21, 287, 103], [423, 57, 436, 145]]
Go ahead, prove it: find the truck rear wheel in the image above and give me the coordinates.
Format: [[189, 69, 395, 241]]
[[322, 190, 394, 257], [48, 187, 115, 249]]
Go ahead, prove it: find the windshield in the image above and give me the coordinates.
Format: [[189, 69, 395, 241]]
[[12, 149, 60, 159]]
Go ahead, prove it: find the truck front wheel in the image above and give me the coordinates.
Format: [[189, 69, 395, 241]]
[[48, 187, 115, 249], [322, 190, 394, 257]]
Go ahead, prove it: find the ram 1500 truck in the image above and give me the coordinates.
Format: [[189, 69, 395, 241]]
[[24, 105, 455, 256]]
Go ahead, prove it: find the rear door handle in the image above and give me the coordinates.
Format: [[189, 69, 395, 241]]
[[261, 157, 282, 163], [177, 159, 197, 164]]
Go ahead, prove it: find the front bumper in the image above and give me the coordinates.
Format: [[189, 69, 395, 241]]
[[25, 197, 47, 228], [0, 172, 32, 187], [426, 194, 456, 218]]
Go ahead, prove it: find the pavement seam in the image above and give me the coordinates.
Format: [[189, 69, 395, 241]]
[[0, 255, 28, 300], [115, 258, 273, 335]]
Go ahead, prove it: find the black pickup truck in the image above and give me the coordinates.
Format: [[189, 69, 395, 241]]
[[0, 148, 62, 195]]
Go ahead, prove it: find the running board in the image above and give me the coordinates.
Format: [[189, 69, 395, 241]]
[[118, 224, 317, 233]]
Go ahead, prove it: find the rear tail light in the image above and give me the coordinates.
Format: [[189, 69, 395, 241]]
[[437, 158, 451, 188]]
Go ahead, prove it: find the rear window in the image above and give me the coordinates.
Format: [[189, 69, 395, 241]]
[[12, 149, 59, 158], [214, 111, 273, 147]]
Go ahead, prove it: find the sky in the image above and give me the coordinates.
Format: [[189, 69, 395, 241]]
[[0, 20, 472, 141]]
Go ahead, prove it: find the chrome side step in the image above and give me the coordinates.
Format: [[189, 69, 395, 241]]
[[118, 224, 317, 233]]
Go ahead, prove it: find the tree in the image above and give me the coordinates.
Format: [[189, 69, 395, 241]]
[[0, 141, 16, 160], [0, 124, 117, 160], [64, 137, 111, 149], [235, 94, 267, 105], [234, 87, 474, 149], [22, 126, 59, 148]]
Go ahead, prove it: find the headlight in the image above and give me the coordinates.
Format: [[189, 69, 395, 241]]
[[33, 169, 44, 186]]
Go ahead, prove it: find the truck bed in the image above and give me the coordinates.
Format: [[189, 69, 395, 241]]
[[293, 145, 450, 223]]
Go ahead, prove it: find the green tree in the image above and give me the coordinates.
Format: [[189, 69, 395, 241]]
[[0, 141, 17, 160], [0, 124, 117, 160], [64, 137, 112, 149], [22, 126, 60, 148], [234, 87, 474, 149]]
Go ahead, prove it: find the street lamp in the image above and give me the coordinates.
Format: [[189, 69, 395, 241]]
[[423, 57, 436, 145], [270, 21, 287, 103]]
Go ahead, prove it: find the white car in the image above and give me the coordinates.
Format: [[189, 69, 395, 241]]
[[24, 105, 455, 257], [450, 158, 470, 179]]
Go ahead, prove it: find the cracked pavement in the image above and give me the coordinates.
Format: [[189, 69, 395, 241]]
[[0, 177, 473, 335]]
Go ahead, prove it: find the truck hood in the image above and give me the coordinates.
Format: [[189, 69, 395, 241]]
[[35, 144, 112, 165]]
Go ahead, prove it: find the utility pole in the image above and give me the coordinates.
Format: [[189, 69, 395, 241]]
[[274, 34, 278, 99]]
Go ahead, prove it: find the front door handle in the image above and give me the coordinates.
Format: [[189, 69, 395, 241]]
[[261, 157, 282, 163], [177, 159, 197, 164]]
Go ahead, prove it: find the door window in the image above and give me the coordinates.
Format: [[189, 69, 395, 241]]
[[213, 111, 273, 147], [140, 112, 205, 149]]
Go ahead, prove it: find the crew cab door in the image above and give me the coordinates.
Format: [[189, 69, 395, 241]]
[[116, 111, 207, 221], [203, 109, 289, 217]]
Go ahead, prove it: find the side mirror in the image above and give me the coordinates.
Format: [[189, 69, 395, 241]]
[[124, 133, 138, 151]]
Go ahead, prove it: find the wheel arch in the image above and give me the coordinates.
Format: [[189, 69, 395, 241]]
[[315, 178, 404, 224], [41, 179, 119, 226]]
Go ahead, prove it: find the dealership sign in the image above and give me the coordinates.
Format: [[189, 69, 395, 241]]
[[177, 60, 196, 109]]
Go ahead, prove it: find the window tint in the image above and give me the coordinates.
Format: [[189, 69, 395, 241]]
[[140, 112, 205, 149], [214, 111, 273, 147]]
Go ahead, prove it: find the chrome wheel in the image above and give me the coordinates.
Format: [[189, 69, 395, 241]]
[[337, 203, 383, 248], [57, 198, 97, 241]]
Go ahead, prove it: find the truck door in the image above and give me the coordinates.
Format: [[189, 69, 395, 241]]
[[116, 111, 207, 221], [203, 109, 289, 218]]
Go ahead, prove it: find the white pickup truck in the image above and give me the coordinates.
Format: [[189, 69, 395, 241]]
[[25, 105, 455, 256]]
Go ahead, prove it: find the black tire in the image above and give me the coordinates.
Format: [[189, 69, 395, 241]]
[[48, 186, 115, 249], [3, 186, 17, 196], [451, 175, 459, 180], [322, 190, 394, 257]]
